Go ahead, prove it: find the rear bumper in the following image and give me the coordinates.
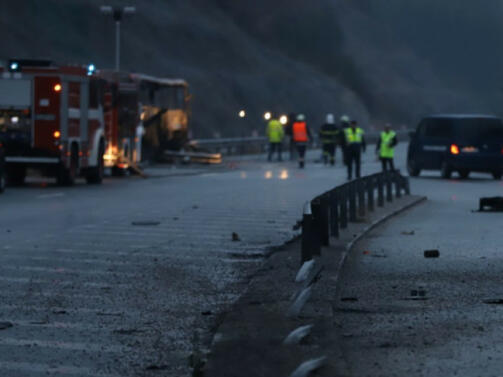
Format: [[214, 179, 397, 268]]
[[448, 155, 503, 172]]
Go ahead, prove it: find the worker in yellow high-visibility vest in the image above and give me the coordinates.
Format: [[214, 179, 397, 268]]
[[266, 114, 284, 162], [376, 124, 398, 172], [343, 120, 366, 180]]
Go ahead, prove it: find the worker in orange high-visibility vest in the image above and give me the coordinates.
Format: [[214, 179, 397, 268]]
[[292, 114, 312, 168]]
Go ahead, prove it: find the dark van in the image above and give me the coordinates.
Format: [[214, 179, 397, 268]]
[[407, 115, 503, 179]]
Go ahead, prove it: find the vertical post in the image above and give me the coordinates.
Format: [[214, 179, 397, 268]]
[[349, 182, 357, 222], [330, 191, 340, 238], [115, 20, 121, 71], [377, 174, 384, 207], [394, 171, 402, 198], [386, 171, 393, 202], [312, 198, 329, 247], [358, 179, 366, 218], [301, 201, 318, 263], [310, 200, 323, 255], [404, 176, 411, 195], [367, 175, 374, 212], [340, 186, 348, 229]]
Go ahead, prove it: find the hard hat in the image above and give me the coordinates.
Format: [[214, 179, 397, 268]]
[[326, 113, 335, 124], [340, 115, 350, 123], [296, 114, 305, 121]]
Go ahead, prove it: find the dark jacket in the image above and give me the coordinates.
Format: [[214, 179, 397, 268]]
[[319, 123, 340, 144]]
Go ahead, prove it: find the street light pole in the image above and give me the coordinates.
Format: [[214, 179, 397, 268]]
[[115, 15, 120, 71], [100, 5, 136, 72]]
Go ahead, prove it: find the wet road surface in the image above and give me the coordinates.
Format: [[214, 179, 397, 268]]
[[0, 147, 390, 377], [336, 170, 503, 376]]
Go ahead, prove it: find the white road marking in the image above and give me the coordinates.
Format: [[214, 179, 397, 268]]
[[0, 361, 122, 377], [37, 192, 65, 199], [0, 337, 129, 353]]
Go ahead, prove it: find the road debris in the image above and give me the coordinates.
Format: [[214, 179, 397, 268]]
[[424, 249, 440, 258], [145, 364, 169, 371], [401, 230, 415, 235], [341, 297, 358, 302], [483, 299, 503, 305], [0, 322, 13, 330], [132, 221, 161, 226], [479, 197, 503, 212], [231, 232, 240, 242], [113, 328, 145, 335]]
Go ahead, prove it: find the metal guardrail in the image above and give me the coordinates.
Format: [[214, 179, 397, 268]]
[[300, 170, 410, 263], [190, 130, 412, 156]]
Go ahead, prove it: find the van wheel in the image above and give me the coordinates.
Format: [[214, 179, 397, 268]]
[[441, 162, 452, 179], [86, 141, 104, 184], [407, 159, 421, 177], [458, 170, 470, 179], [492, 171, 502, 180]]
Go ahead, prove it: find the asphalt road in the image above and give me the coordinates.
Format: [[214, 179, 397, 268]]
[[336, 166, 503, 375], [0, 146, 390, 377]]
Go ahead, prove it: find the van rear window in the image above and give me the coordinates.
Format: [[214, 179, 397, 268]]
[[454, 119, 503, 141], [420, 119, 452, 138], [421, 117, 503, 140]]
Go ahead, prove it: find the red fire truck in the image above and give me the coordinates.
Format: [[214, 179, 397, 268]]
[[0, 60, 107, 185]]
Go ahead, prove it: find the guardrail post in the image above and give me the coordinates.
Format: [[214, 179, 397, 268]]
[[310, 199, 323, 254], [340, 186, 348, 229], [312, 197, 330, 247], [330, 190, 340, 238], [394, 170, 402, 198], [301, 201, 318, 263], [386, 172, 393, 202], [349, 182, 357, 222], [377, 174, 384, 207], [403, 176, 410, 195], [367, 175, 375, 212], [358, 179, 366, 218]]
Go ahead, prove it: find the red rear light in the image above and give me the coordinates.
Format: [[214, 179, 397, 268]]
[[450, 144, 460, 155]]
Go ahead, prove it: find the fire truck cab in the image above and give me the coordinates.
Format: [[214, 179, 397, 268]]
[[0, 60, 106, 185]]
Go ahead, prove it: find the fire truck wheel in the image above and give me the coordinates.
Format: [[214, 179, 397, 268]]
[[57, 145, 78, 186], [86, 141, 104, 184], [6, 167, 26, 186], [0, 170, 5, 193]]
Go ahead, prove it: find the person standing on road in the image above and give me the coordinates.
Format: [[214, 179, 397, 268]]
[[340, 115, 351, 166], [292, 114, 312, 168], [343, 120, 366, 179], [284, 112, 297, 161], [376, 124, 397, 172], [319, 113, 340, 166], [266, 114, 284, 162]]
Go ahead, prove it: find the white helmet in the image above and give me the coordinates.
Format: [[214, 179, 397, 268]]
[[326, 113, 335, 124], [296, 114, 305, 121], [340, 115, 350, 123]]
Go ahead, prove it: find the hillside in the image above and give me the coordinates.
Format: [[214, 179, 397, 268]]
[[1, 0, 502, 137]]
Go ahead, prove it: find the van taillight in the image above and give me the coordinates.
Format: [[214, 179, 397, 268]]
[[450, 144, 460, 155]]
